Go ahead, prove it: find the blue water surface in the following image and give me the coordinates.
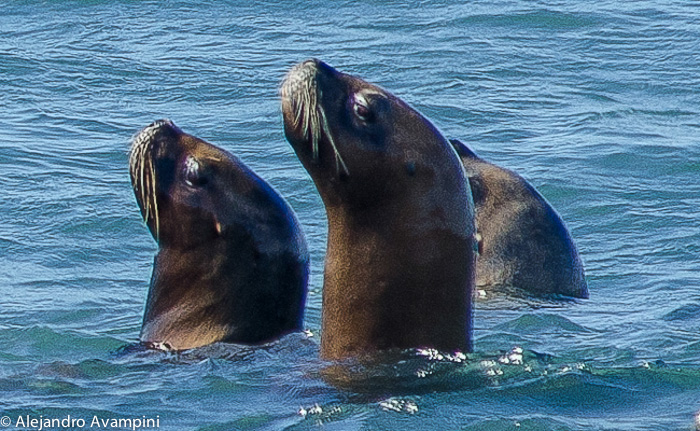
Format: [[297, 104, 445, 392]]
[[1, 1, 699, 430]]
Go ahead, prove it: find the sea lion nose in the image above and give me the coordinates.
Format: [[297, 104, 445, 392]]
[[148, 118, 174, 129], [298, 58, 337, 77], [147, 119, 180, 136], [301, 58, 320, 67], [136, 119, 184, 145]]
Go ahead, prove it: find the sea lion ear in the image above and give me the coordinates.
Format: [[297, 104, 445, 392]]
[[467, 174, 486, 206], [449, 139, 479, 159]]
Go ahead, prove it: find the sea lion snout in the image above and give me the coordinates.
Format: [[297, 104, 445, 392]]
[[132, 119, 180, 149], [281, 59, 350, 177], [282, 58, 334, 86]]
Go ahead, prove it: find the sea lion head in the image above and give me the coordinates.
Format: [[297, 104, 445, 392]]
[[280, 59, 470, 219], [129, 120, 301, 250], [129, 120, 308, 349], [129, 119, 237, 247]]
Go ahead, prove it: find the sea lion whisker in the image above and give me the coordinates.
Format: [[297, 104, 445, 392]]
[[301, 106, 311, 141], [131, 136, 160, 241], [148, 156, 160, 241], [293, 97, 304, 129], [138, 144, 150, 223], [294, 108, 303, 132], [141, 157, 150, 223], [310, 105, 322, 160], [302, 87, 315, 139], [311, 127, 319, 160], [282, 65, 347, 174], [318, 106, 349, 176], [131, 141, 144, 214]]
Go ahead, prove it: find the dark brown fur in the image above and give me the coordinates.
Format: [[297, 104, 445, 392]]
[[451, 139, 588, 298], [280, 60, 476, 360], [129, 120, 308, 350]]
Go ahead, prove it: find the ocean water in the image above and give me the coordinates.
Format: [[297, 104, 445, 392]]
[[1, 1, 699, 430]]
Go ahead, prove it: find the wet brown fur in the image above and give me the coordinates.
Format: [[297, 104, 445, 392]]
[[281, 60, 476, 360], [129, 120, 308, 350], [451, 139, 587, 298]]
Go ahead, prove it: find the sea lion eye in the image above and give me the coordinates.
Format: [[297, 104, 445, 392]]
[[352, 96, 375, 123], [183, 156, 207, 187]]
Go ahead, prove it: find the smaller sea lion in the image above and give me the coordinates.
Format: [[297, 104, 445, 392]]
[[450, 139, 588, 298], [129, 120, 309, 350]]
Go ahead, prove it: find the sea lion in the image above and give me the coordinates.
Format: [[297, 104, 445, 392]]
[[129, 120, 309, 350], [450, 139, 588, 298], [280, 59, 477, 361]]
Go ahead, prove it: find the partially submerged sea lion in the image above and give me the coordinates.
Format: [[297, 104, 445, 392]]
[[280, 59, 477, 361], [129, 120, 309, 350], [450, 139, 588, 298]]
